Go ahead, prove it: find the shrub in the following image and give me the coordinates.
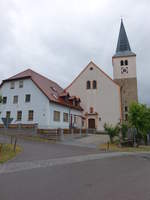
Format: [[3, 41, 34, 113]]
[[104, 123, 120, 143]]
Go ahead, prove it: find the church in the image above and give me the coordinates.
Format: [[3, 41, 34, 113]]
[[0, 20, 138, 131], [66, 20, 138, 130]]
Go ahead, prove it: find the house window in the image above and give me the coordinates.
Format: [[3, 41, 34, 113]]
[[63, 112, 68, 122], [17, 111, 22, 121], [74, 115, 77, 124], [86, 81, 91, 89], [125, 106, 128, 112], [25, 94, 31, 102], [120, 60, 124, 66], [93, 80, 97, 89], [19, 80, 23, 88], [53, 111, 60, 122], [10, 82, 15, 89], [90, 107, 94, 113], [6, 111, 11, 119], [125, 60, 128, 65], [28, 110, 34, 121], [125, 114, 128, 121], [3, 97, 7, 104], [82, 120, 84, 127], [13, 96, 18, 104]]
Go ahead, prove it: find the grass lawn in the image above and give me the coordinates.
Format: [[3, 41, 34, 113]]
[[100, 143, 150, 152], [0, 144, 22, 164]]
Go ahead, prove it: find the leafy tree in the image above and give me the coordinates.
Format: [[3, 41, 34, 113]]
[[104, 123, 120, 143], [128, 102, 150, 145], [120, 122, 128, 141]]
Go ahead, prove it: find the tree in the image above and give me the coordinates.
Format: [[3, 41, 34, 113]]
[[104, 123, 120, 143], [120, 122, 128, 141], [128, 102, 150, 145]]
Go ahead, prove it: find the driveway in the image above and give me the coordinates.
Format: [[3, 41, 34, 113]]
[[0, 135, 100, 162]]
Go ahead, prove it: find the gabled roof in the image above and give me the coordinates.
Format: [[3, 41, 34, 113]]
[[1, 69, 82, 111], [66, 61, 120, 90], [113, 19, 136, 58]]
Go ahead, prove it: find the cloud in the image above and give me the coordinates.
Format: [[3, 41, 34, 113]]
[[0, 0, 150, 104]]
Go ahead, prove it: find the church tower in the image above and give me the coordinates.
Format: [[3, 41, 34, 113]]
[[112, 19, 138, 121]]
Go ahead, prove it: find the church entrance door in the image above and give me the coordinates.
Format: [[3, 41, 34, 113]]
[[88, 118, 95, 129]]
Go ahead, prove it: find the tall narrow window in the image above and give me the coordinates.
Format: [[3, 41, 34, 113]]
[[17, 111, 22, 121], [74, 116, 77, 124], [19, 80, 23, 88], [90, 107, 94, 113], [6, 111, 11, 119], [25, 94, 31, 102], [13, 95, 18, 104], [53, 111, 60, 122], [125, 60, 128, 65], [10, 82, 15, 89], [28, 110, 34, 121], [63, 113, 68, 122], [120, 60, 124, 66], [86, 81, 91, 89], [125, 114, 128, 121], [125, 106, 128, 112], [93, 80, 97, 89], [3, 97, 7, 104]]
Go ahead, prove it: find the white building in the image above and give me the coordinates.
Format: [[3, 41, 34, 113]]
[[66, 61, 121, 131], [0, 69, 82, 129]]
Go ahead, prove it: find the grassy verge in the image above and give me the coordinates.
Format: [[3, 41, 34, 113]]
[[100, 143, 150, 152], [0, 144, 22, 164]]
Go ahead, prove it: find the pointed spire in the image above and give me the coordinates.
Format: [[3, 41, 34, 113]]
[[113, 19, 136, 58]]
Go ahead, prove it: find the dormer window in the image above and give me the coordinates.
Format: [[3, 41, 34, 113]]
[[10, 82, 15, 89], [93, 80, 97, 89], [50, 87, 57, 92], [52, 94, 58, 99], [86, 81, 91, 89]]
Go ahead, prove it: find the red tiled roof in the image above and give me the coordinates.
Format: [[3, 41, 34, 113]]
[[1, 69, 83, 111]]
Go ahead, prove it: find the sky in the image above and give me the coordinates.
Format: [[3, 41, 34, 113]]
[[0, 0, 150, 105]]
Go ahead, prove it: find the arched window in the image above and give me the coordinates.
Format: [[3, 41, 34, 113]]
[[90, 107, 94, 113], [86, 81, 91, 89], [125, 60, 128, 65], [93, 80, 97, 89], [120, 60, 124, 66]]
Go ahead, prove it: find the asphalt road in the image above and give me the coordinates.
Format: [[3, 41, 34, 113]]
[[1, 136, 150, 200]]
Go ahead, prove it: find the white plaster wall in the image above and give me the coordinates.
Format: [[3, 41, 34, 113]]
[[112, 56, 137, 79], [48, 102, 82, 129], [66, 62, 121, 131], [0, 79, 50, 127], [0, 78, 82, 129]]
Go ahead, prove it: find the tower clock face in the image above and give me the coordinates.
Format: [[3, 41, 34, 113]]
[[121, 67, 128, 74]]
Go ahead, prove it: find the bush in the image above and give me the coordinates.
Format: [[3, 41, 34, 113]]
[[120, 122, 128, 141], [104, 123, 120, 143]]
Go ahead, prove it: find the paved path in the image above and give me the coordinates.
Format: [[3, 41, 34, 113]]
[[0, 135, 100, 162], [0, 152, 133, 174]]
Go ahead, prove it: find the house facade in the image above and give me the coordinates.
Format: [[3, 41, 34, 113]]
[[0, 69, 82, 129], [66, 61, 121, 131]]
